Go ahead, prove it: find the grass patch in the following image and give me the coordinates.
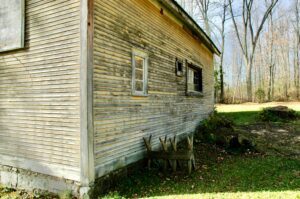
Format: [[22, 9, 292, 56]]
[[144, 191, 300, 199], [218, 111, 259, 125], [102, 108, 300, 199], [217, 110, 300, 157], [218, 111, 300, 125], [103, 155, 300, 199], [1, 105, 299, 199]]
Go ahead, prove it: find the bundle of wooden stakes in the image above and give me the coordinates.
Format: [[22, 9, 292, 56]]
[[143, 135, 196, 174]]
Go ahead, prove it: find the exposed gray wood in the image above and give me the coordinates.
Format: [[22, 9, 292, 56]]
[[170, 135, 177, 171], [143, 135, 152, 169], [80, 0, 95, 187], [143, 135, 195, 174], [159, 136, 168, 172], [0, 154, 80, 181], [0, 0, 81, 181], [147, 151, 194, 160]]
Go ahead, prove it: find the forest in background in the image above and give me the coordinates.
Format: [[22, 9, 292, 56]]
[[177, 0, 300, 103]]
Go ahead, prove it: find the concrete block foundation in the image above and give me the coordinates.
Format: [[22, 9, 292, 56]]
[[0, 165, 80, 196]]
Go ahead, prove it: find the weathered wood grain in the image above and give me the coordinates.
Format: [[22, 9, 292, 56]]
[[93, 0, 214, 177], [80, 0, 95, 187], [0, 0, 81, 181]]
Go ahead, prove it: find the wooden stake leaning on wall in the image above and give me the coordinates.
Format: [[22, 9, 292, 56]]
[[143, 135, 152, 169], [169, 135, 177, 172], [159, 136, 168, 172], [187, 135, 193, 151], [187, 135, 196, 174]]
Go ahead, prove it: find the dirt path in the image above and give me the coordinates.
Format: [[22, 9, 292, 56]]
[[216, 102, 300, 158], [237, 122, 300, 158]]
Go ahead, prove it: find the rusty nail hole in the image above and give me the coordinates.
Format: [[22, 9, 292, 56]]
[[160, 8, 164, 15]]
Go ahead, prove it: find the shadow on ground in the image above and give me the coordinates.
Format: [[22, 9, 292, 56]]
[[102, 143, 300, 199], [102, 111, 300, 199]]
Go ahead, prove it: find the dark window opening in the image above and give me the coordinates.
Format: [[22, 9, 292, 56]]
[[187, 63, 203, 93], [175, 59, 183, 76]]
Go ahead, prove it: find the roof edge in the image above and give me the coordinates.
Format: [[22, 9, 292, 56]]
[[157, 0, 221, 56]]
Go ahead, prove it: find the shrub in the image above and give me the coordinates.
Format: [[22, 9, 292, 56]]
[[58, 190, 73, 199], [259, 106, 298, 122], [195, 112, 235, 146], [255, 88, 265, 103], [196, 112, 257, 153]]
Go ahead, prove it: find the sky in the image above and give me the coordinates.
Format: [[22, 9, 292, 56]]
[[176, 0, 295, 86]]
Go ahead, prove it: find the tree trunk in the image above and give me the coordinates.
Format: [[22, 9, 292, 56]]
[[219, 29, 225, 103], [220, 65, 224, 103], [268, 65, 272, 101], [271, 63, 275, 99], [297, 47, 300, 99], [245, 58, 253, 101], [296, 0, 300, 100]]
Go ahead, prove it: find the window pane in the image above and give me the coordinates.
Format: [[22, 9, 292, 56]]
[[199, 69, 203, 92], [194, 71, 199, 84], [135, 56, 144, 69], [135, 81, 143, 92], [135, 69, 143, 81], [0, 0, 25, 52], [187, 66, 202, 92], [132, 50, 148, 96], [177, 62, 183, 72], [188, 69, 194, 84]]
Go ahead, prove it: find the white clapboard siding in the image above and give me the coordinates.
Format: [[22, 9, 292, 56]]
[[0, 0, 81, 181], [93, 0, 214, 176]]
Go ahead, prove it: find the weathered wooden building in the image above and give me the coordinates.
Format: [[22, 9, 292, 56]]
[[0, 0, 219, 196]]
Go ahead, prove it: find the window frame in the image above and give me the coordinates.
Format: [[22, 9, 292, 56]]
[[175, 58, 184, 77], [131, 49, 149, 96], [0, 0, 25, 52], [186, 62, 203, 96]]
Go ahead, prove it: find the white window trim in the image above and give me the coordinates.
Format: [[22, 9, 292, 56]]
[[0, 0, 25, 52], [132, 49, 149, 96]]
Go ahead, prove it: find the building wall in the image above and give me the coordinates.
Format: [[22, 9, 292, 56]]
[[0, 0, 81, 181], [93, 0, 214, 177]]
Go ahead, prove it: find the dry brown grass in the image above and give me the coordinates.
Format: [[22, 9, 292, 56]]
[[216, 102, 300, 112]]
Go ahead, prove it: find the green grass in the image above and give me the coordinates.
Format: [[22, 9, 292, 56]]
[[218, 111, 300, 126], [102, 109, 300, 199], [143, 191, 300, 199], [218, 111, 259, 125], [1, 106, 299, 199], [102, 156, 300, 199]]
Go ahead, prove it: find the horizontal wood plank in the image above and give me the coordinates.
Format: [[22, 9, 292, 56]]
[[0, 0, 81, 180], [93, 0, 214, 177]]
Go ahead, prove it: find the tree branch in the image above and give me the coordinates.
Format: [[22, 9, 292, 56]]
[[229, 0, 246, 56], [253, 0, 279, 49]]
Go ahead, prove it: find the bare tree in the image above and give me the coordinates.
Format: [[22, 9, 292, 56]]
[[195, 0, 212, 37], [266, 2, 275, 101], [229, 0, 278, 101], [193, 0, 230, 103], [295, 0, 300, 99], [217, 0, 228, 103]]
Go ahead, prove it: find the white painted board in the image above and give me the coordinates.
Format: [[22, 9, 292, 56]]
[[0, 0, 25, 52]]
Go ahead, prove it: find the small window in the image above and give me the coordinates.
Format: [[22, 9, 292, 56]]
[[0, 0, 25, 52], [132, 49, 148, 96], [175, 58, 183, 76], [187, 63, 203, 93]]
